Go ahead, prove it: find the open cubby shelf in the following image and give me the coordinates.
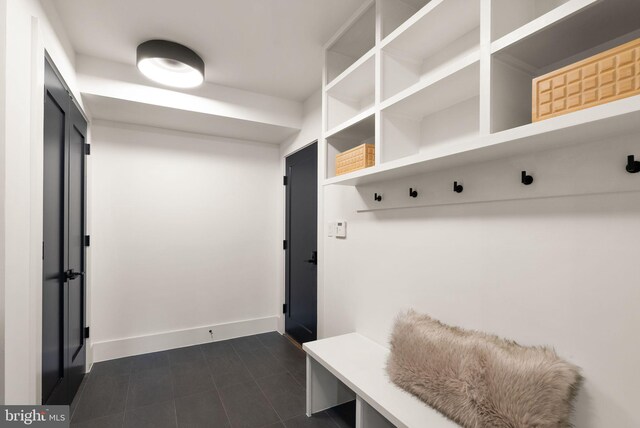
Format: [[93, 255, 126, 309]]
[[325, 1, 376, 86], [326, 96, 640, 186], [381, 60, 480, 163], [491, 0, 640, 132], [490, 0, 581, 43], [381, 0, 480, 101], [326, 50, 375, 131], [379, 0, 433, 41], [326, 112, 375, 180], [322, 0, 640, 185]]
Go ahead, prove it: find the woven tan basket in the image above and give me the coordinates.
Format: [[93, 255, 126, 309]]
[[336, 143, 375, 176], [532, 37, 640, 122]]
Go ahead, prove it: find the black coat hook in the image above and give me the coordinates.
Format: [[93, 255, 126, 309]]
[[453, 181, 463, 193], [409, 188, 418, 198], [374, 193, 382, 202], [626, 155, 640, 173], [521, 171, 534, 185]]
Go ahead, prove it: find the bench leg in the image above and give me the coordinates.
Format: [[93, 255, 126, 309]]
[[306, 355, 355, 416], [356, 396, 395, 428]]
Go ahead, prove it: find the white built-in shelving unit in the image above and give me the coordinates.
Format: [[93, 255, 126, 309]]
[[322, 0, 640, 185]]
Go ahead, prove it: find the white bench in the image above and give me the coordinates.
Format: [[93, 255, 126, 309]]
[[303, 333, 459, 428]]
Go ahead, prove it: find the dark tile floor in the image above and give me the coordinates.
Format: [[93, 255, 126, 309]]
[[70, 332, 355, 428]]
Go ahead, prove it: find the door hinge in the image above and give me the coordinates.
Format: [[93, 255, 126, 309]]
[[84, 235, 90, 246], [42, 241, 45, 260], [85, 143, 91, 155], [282, 304, 287, 314], [283, 176, 288, 185], [84, 327, 90, 339], [283, 240, 287, 250]]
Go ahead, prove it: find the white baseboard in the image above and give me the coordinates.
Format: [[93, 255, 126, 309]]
[[276, 314, 285, 334], [91, 316, 279, 363]]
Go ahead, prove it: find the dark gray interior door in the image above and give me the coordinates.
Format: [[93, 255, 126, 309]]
[[42, 59, 68, 405], [285, 142, 318, 344], [42, 58, 87, 405], [67, 98, 87, 400]]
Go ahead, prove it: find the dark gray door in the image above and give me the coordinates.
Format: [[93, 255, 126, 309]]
[[67, 98, 87, 400], [42, 59, 68, 405], [285, 142, 318, 344], [42, 58, 87, 405]]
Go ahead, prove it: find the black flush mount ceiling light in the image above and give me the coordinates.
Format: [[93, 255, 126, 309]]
[[137, 40, 204, 88]]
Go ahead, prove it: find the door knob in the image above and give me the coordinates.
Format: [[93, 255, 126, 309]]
[[306, 251, 317, 265], [65, 269, 84, 281]]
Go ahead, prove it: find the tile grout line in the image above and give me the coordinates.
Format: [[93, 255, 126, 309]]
[[231, 339, 286, 426], [70, 361, 133, 426], [121, 364, 133, 427], [255, 334, 317, 427], [170, 347, 218, 427], [201, 345, 234, 428], [168, 352, 179, 428], [74, 337, 313, 428], [254, 378, 285, 426], [130, 352, 180, 427], [172, 400, 178, 428], [259, 335, 345, 428], [171, 358, 178, 428], [101, 336, 317, 428], [260, 337, 306, 391], [69, 372, 89, 422]]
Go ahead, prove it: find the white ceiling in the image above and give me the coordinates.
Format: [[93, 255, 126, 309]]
[[51, 0, 367, 102]]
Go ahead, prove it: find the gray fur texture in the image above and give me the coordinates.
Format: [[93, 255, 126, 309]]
[[387, 311, 582, 427]]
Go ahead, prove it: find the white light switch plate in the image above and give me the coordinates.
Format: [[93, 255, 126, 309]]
[[327, 222, 335, 237], [335, 220, 347, 238]]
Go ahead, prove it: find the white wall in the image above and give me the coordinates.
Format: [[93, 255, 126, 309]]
[[280, 90, 323, 158], [0, 0, 7, 406], [321, 130, 640, 426], [1, 0, 80, 404], [89, 123, 281, 361]]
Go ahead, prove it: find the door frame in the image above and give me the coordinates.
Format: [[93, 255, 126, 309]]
[[280, 139, 323, 340], [3, 14, 89, 404], [284, 142, 318, 343], [41, 53, 89, 404]]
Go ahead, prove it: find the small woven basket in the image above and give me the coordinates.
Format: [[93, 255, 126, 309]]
[[532, 37, 640, 122], [336, 143, 375, 176]]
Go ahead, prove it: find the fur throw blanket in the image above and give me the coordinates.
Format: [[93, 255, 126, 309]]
[[387, 311, 582, 427]]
